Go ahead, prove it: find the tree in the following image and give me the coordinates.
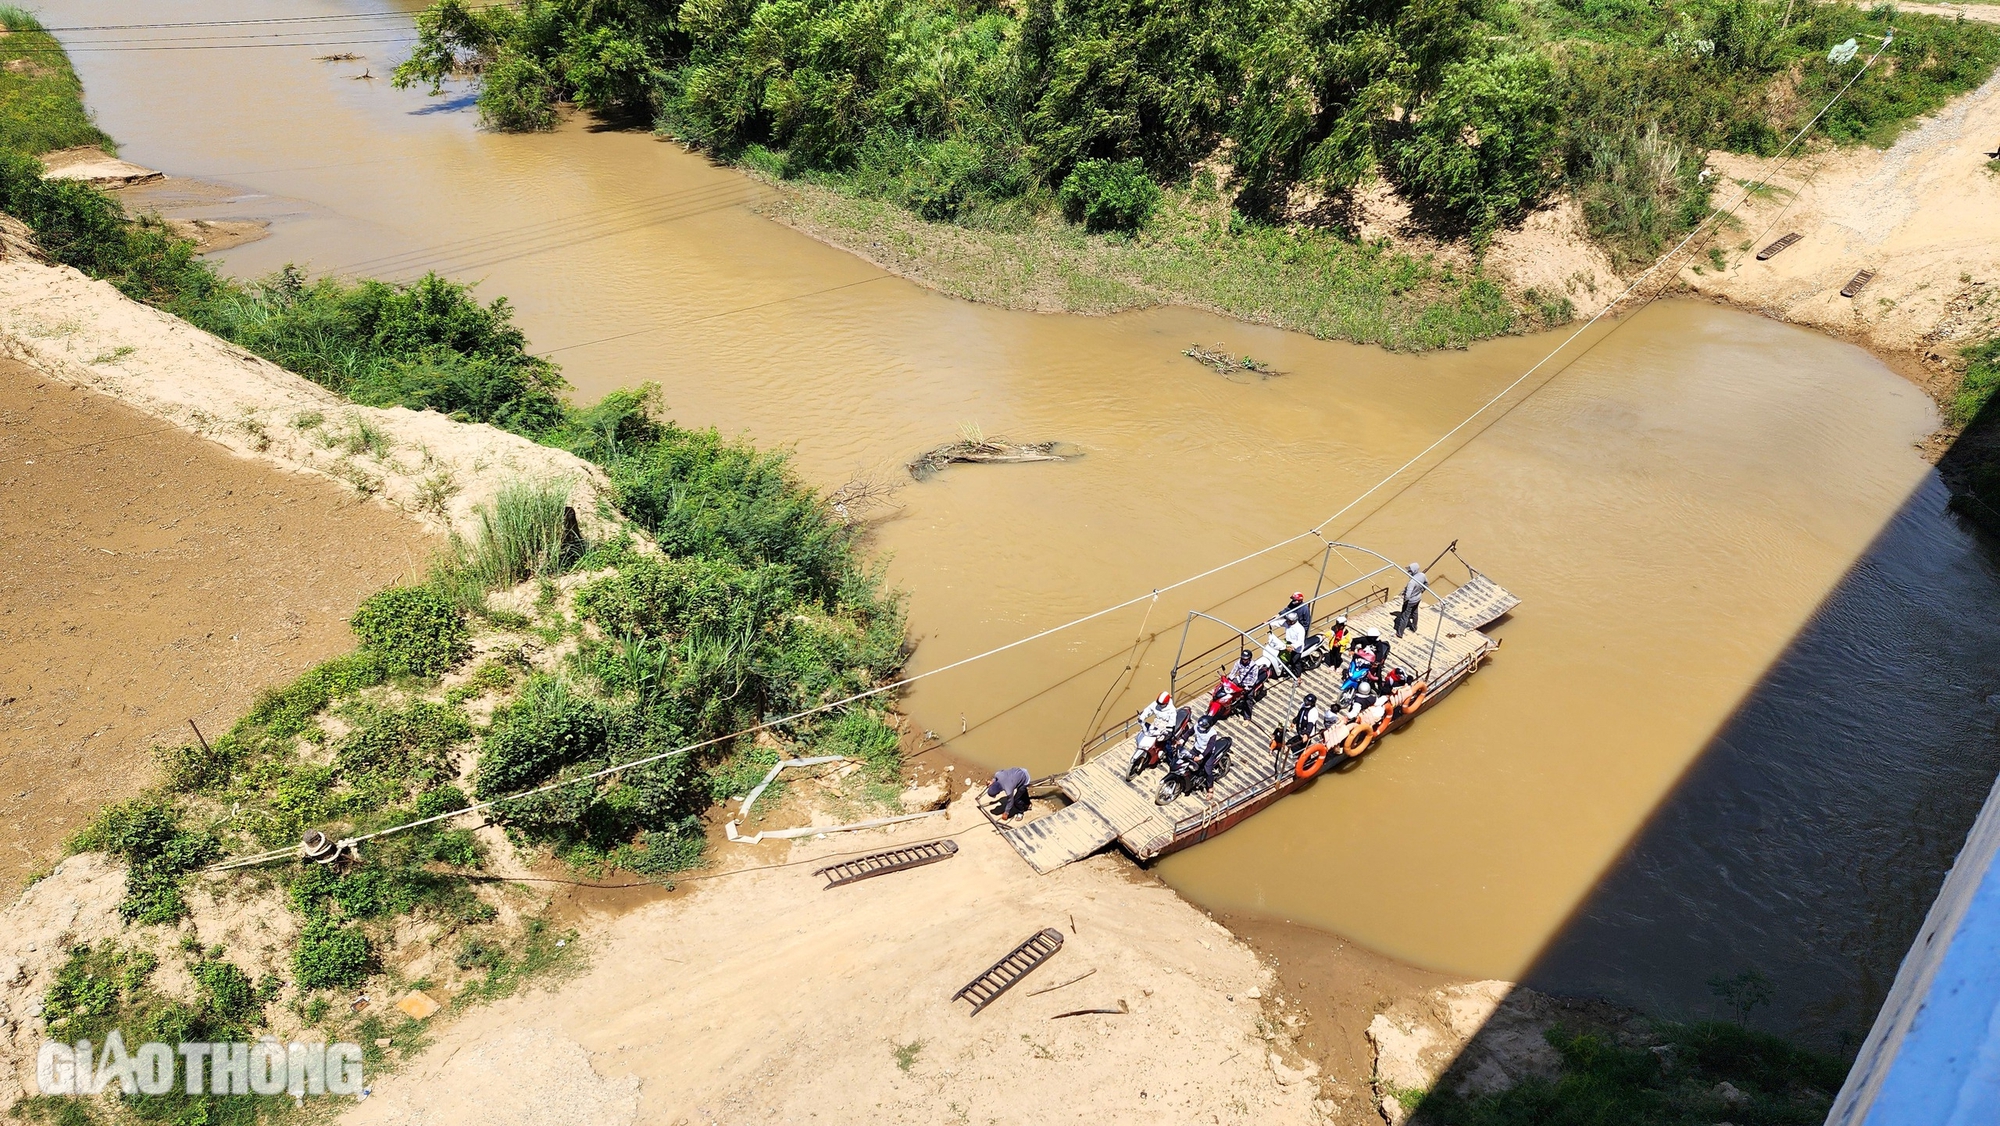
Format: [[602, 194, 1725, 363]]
[[1386, 51, 1559, 241]]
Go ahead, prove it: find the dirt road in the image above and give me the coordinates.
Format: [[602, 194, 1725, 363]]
[[0, 356, 431, 886], [1690, 67, 2000, 381], [342, 802, 1347, 1126]]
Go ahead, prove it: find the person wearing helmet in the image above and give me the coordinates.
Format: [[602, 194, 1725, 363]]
[[1225, 649, 1262, 720], [1395, 562, 1428, 637], [1280, 591, 1312, 631], [1139, 691, 1178, 736], [1360, 626, 1391, 666], [1131, 690, 1181, 773], [1292, 692, 1330, 740], [1191, 713, 1229, 785]]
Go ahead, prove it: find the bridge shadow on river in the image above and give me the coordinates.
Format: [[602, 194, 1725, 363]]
[[1436, 411, 2000, 1085]]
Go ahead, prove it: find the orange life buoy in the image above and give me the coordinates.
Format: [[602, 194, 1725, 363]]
[[1341, 723, 1373, 756], [1401, 682, 1430, 715], [1295, 743, 1329, 780]]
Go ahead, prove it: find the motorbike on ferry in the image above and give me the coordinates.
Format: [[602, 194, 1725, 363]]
[[1156, 725, 1232, 805], [1207, 676, 1249, 721], [1126, 706, 1193, 781]]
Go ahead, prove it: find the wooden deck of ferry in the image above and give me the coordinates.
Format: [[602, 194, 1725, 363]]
[[995, 558, 1518, 873]]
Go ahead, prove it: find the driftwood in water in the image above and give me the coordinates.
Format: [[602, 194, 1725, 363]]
[[315, 53, 362, 61], [908, 424, 1064, 480], [1184, 343, 1282, 378], [827, 475, 904, 523]]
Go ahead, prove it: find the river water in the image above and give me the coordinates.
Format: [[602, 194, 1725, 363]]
[[51, 0, 2000, 1043]]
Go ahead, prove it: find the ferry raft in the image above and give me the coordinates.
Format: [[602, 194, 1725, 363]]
[[992, 544, 1518, 873]]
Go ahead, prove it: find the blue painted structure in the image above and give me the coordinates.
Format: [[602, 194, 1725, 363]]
[[1829, 772, 2000, 1125]]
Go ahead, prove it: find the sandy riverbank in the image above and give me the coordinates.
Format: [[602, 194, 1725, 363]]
[[0, 355, 431, 885], [1684, 66, 2000, 404]]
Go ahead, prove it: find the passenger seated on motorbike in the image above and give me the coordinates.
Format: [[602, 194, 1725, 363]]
[[1191, 715, 1228, 781], [1136, 691, 1178, 752], [1281, 592, 1312, 631], [1228, 649, 1263, 693], [1256, 622, 1289, 674], [1262, 616, 1308, 675], [1349, 627, 1390, 669]]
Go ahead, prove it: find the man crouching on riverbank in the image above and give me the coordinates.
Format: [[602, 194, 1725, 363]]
[[987, 767, 1031, 820]]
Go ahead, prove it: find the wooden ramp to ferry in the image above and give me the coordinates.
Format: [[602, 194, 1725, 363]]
[[998, 574, 1517, 874]]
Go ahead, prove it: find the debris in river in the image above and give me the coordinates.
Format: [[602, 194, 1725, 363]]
[[315, 53, 361, 61], [907, 423, 1065, 480], [1184, 344, 1282, 379], [827, 474, 903, 523]]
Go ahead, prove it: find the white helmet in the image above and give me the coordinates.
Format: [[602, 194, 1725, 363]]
[[1365, 627, 1381, 640], [1409, 562, 1422, 573]]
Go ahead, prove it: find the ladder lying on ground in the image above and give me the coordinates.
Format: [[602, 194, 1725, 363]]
[[812, 839, 959, 889], [953, 928, 1065, 1015]]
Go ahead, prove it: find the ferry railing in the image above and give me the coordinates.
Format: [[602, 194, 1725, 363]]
[[1164, 639, 1494, 839], [1073, 584, 1391, 769], [1070, 540, 1497, 770]]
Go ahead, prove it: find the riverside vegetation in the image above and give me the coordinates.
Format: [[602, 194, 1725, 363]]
[[392, 0, 1998, 346], [0, 9, 1985, 1124], [5, 31, 905, 1125]]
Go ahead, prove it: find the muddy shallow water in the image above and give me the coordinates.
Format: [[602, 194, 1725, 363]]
[[50, 0, 2000, 1041]]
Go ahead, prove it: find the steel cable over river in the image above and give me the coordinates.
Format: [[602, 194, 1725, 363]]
[[50, 0, 2000, 1044]]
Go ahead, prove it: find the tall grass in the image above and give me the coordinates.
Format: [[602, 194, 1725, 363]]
[[459, 479, 579, 588], [0, 6, 115, 157]]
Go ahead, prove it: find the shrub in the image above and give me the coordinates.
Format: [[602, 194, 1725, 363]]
[[1952, 338, 2000, 427], [459, 479, 580, 588], [480, 53, 564, 131], [70, 796, 219, 924], [605, 425, 858, 603], [293, 920, 373, 990], [191, 958, 259, 1027], [350, 584, 471, 678], [334, 699, 472, 785], [1388, 52, 1560, 242], [1058, 158, 1161, 232], [818, 708, 902, 779], [476, 676, 614, 799]]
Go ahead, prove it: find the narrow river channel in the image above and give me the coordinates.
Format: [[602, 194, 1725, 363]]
[[52, 0, 2000, 1044]]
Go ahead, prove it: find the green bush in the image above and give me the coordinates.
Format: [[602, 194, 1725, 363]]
[[604, 425, 859, 603], [70, 796, 219, 924], [818, 708, 901, 779], [1952, 338, 2000, 427], [476, 675, 614, 798], [350, 584, 471, 679], [334, 699, 472, 786], [293, 920, 373, 990], [1058, 158, 1161, 232], [1388, 53, 1560, 242], [191, 958, 259, 1027], [459, 479, 580, 588]]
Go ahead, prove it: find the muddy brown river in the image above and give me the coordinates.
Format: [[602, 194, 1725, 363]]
[[49, 0, 2000, 1043]]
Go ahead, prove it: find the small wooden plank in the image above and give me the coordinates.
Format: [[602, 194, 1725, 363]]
[[1756, 232, 1801, 261], [1842, 270, 1875, 299]]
